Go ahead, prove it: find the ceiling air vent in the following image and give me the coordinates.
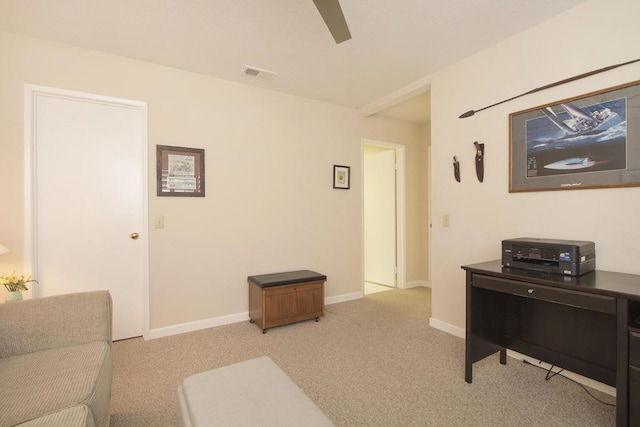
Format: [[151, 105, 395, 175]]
[[241, 66, 278, 82]]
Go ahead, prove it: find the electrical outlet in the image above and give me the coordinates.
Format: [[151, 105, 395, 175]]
[[443, 214, 450, 227]]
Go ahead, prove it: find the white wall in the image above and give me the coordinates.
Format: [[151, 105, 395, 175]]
[[430, 0, 640, 331], [0, 30, 429, 334]]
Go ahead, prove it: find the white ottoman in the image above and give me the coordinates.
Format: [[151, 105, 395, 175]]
[[177, 357, 335, 427]]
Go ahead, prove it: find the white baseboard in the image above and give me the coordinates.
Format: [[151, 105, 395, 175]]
[[429, 317, 465, 339], [325, 291, 363, 305], [429, 317, 615, 397], [405, 280, 430, 288], [147, 292, 364, 340], [507, 351, 616, 397], [147, 311, 249, 340]]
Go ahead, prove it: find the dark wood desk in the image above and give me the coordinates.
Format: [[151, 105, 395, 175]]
[[463, 260, 640, 427]]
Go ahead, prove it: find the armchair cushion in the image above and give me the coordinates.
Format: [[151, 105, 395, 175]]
[[0, 340, 112, 427], [0, 291, 112, 427], [16, 405, 95, 427]]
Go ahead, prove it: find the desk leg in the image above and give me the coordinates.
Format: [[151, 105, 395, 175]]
[[465, 270, 473, 384], [500, 349, 507, 365], [616, 298, 628, 427]]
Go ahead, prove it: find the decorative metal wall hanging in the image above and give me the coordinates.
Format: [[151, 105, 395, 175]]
[[459, 58, 640, 119], [453, 156, 461, 182], [474, 141, 484, 183]]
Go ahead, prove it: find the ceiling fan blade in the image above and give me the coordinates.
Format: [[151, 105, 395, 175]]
[[312, 0, 352, 44]]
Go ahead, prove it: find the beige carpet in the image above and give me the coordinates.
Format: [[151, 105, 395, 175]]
[[110, 287, 615, 426]]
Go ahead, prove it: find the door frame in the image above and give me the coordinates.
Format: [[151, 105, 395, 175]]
[[24, 84, 150, 339], [361, 138, 406, 289]]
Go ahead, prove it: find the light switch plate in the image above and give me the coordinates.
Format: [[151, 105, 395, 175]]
[[154, 215, 164, 229]]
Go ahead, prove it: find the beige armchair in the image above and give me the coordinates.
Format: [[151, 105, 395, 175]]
[[0, 291, 113, 427]]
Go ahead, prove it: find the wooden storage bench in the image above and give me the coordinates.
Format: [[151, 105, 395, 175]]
[[248, 270, 326, 333]]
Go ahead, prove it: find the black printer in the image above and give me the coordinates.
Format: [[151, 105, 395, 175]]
[[502, 238, 595, 276]]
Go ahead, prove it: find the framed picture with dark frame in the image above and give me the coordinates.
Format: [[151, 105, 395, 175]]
[[156, 145, 205, 197], [333, 165, 350, 189], [509, 80, 640, 192]]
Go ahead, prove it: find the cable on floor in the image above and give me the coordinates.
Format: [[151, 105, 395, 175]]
[[522, 359, 616, 407], [544, 364, 563, 381]]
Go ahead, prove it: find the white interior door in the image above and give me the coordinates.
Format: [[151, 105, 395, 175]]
[[364, 145, 396, 287], [27, 86, 147, 340]]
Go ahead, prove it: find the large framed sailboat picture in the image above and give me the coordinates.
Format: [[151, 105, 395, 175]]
[[509, 80, 640, 192]]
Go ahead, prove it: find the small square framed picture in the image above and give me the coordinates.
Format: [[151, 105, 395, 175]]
[[156, 145, 205, 197], [333, 165, 350, 189]]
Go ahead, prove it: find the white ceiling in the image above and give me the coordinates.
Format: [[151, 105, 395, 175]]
[[0, 0, 585, 121]]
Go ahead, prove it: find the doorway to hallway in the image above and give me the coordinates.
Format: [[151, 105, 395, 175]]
[[364, 281, 393, 295], [362, 139, 406, 295]]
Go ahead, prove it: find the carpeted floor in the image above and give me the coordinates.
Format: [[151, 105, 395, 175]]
[[110, 287, 615, 426]]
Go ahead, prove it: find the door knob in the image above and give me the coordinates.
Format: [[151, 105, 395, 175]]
[[130, 232, 139, 240]]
